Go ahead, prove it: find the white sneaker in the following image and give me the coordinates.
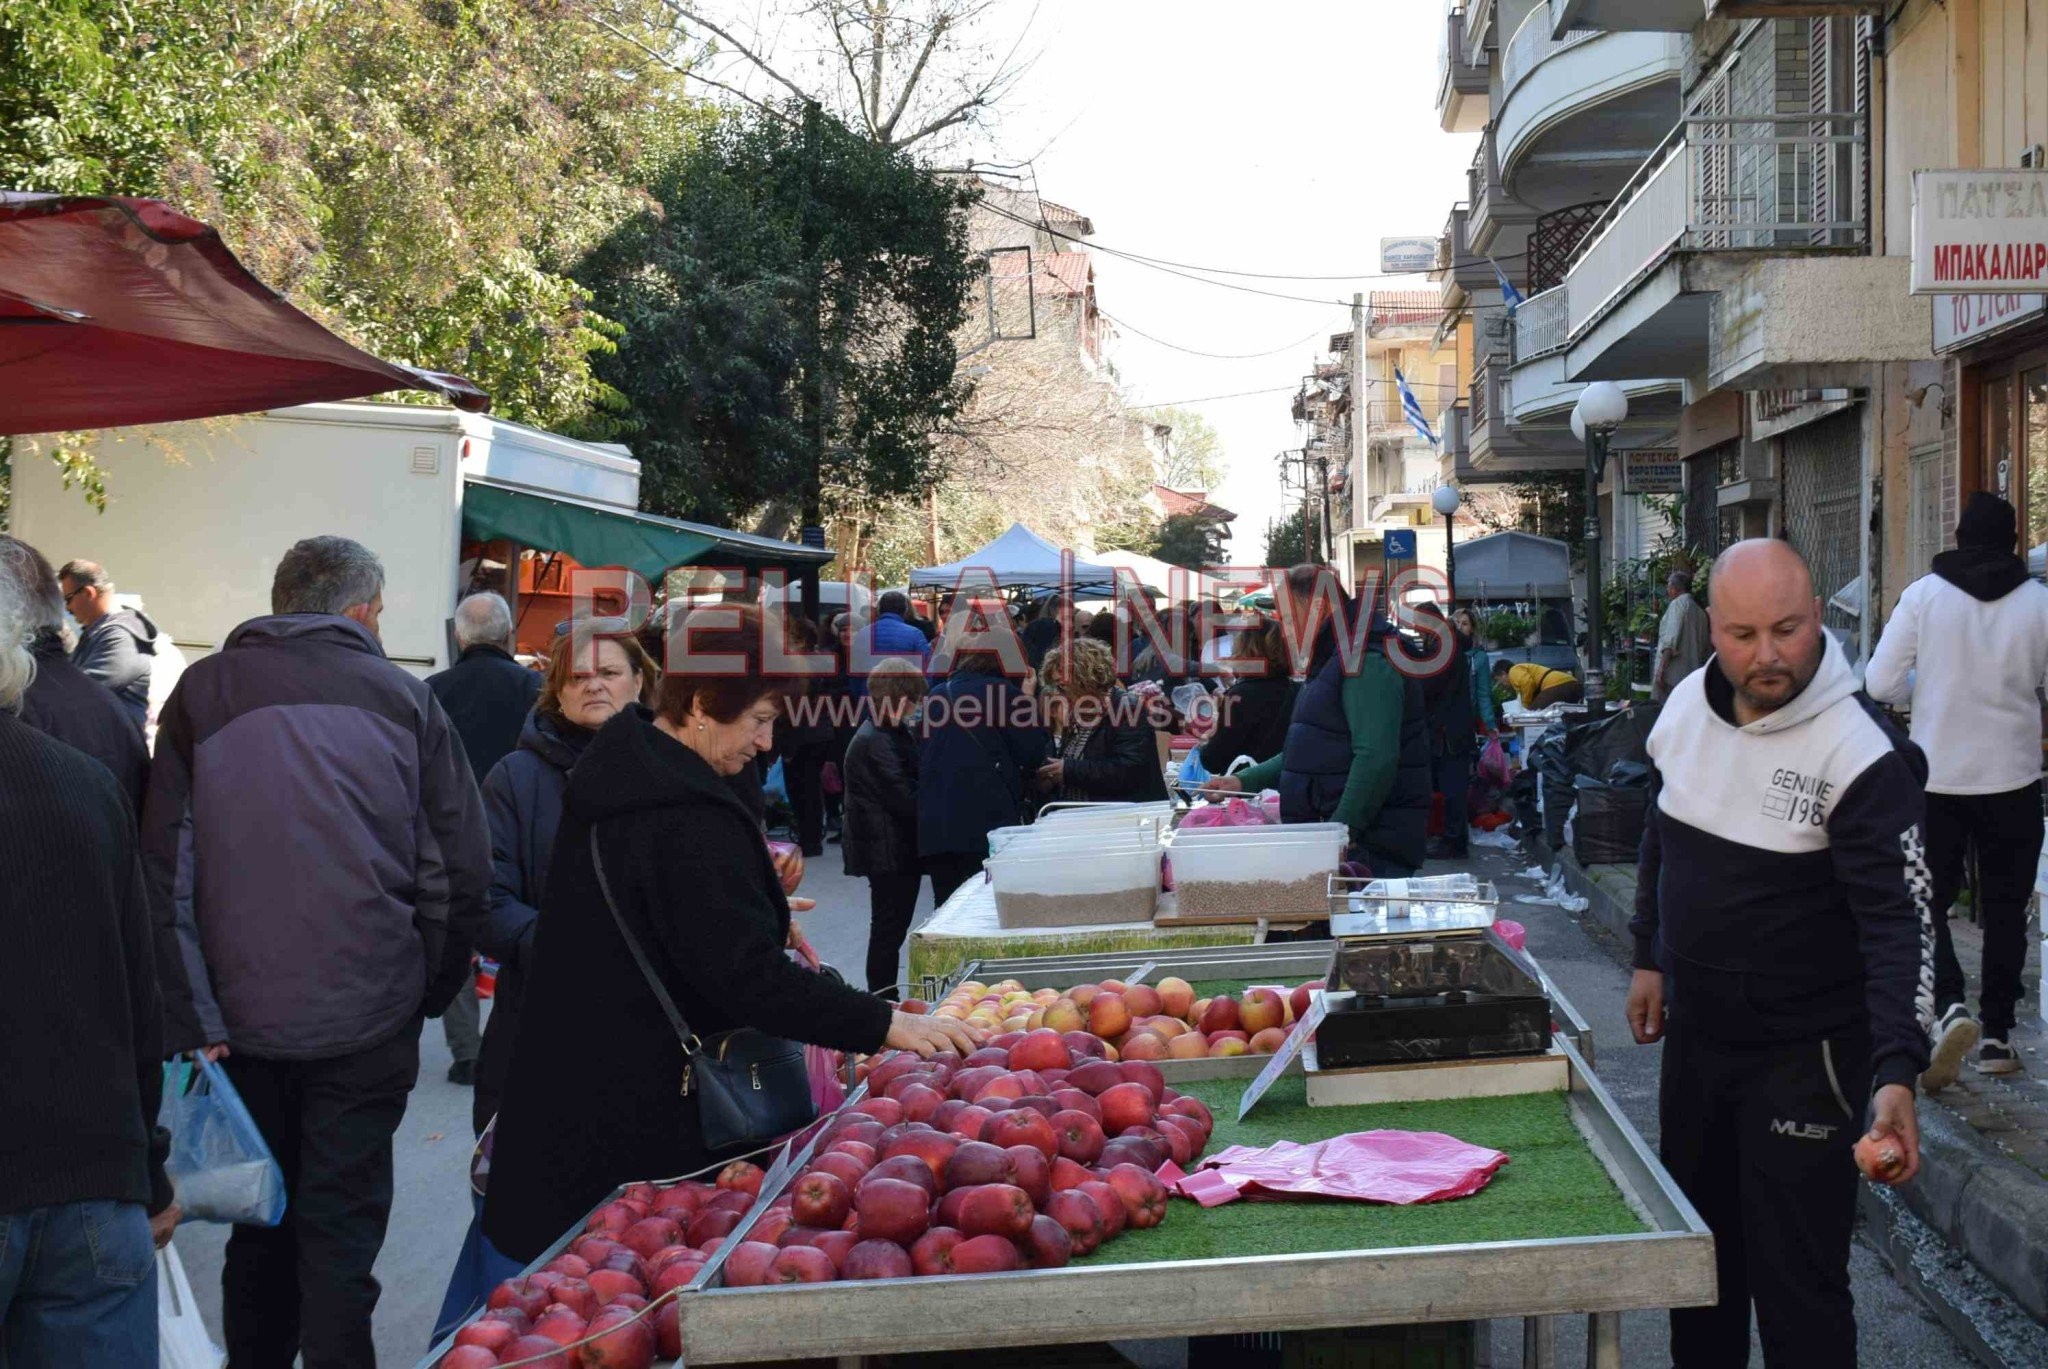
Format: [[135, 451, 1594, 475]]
[[1975, 1038, 2022, 1075], [1920, 1003, 1979, 1092]]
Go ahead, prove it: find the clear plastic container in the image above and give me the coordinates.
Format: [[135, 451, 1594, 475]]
[[987, 845, 1160, 928], [1165, 824, 1345, 917]]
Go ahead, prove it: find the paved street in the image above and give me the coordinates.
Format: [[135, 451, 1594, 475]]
[[174, 840, 1975, 1367]]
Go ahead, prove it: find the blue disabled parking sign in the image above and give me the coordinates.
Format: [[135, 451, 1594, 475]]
[[1383, 528, 1417, 560]]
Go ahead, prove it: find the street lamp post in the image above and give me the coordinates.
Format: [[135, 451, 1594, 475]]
[[1571, 382, 1630, 719], [1432, 484, 1463, 603]]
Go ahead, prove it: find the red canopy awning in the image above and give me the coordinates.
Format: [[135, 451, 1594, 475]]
[[0, 192, 488, 435]]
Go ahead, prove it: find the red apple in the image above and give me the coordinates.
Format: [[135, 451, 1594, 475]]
[[1157, 976, 1196, 1018], [1157, 1113, 1207, 1161], [716, 1160, 765, 1197], [951, 1234, 1023, 1274], [910, 1225, 967, 1275], [541, 1252, 592, 1281], [1097, 1081, 1158, 1135], [1067, 1060, 1125, 1096], [1051, 1155, 1094, 1191], [486, 1274, 558, 1322], [531, 1305, 588, 1352], [1044, 1188, 1105, 1255], [653, 1300, 680, 1360], [650, 1258, 706, 1296], [964, 1045, 1011, 1067], [1239, 988, 1286, 1035], [582, 1306, 657, 1369], [1050, 1088, 1101, 1121], [684, 1208, 741, 1247], [935, 1186, 971, 1229], [1007, 1028, 1070, 1073], [826, 1139, 878, 1168], [1289, 981, 1322, 1021], [1208, 1035, 1250, 1057], [500, 1339, 571, 1369], [864, 1153, 940, 1197], [928, 1099, 970, 1132], [791, 1171, 853, 1230], [769, 1245, 838, 1283], [943, 1140, 1016, 1189], [540, 1276, 597, 1320], [1120, 1032, 1169, 1062], [950, 1065, 1005, 1101], [880, 1129, 960, 1183], [973, 1075, 1026, 1105], [1078, 1180, 1128, 1239], [722, 1241, 779, 1287], [1008, 1094, 1061, 1120], [855, 1096, 905, 1126], [1022, 1212, 1074, 1268], [837, 1118, 886, 1148], [1249, 1026, 1288, 1054], [843, 1239, 915, 1280], [1104, 1162, 1170, 1228], [1164, 1095, 1214, 1129], [1101, 1136, 1169, 1173], [478, 1307, 531, 1335], [618, 1217, 681, 1260], [584, 1200, 639, 1235], [437, 1346, 501, 1369], [943, 1104, 996, 1143], [585, 1267, 646, 1306], [704, 1189, 754, 1217], [983, 1108, 1059, 1159], [748, 1209, 796, 1247], [1196, 997, 1241, 1035], [1166, 1033, 1210, 1060], [568, 1235, 623, 1267], [1005, 1145, 1052, 1206], [897, 1082, 947, 1123], [1050, 1109, 1107, 1164], [1088, 993, 1132, 1040], [1062, 1030, 1108, 1059], [853, 1177, 931, 1246], [650, 1185, 700, 1219], [808, 1150, 869, 1191], [452, 1316, 521, 1355], [956, 1183, 1034, 1239], [806, 1228, 859, 1273], [1068, 983, 1101, 1009]]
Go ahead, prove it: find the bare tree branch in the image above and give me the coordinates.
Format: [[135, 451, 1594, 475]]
[[656, 0, 814, 103], [575, 4, 801, 125], [824, 5, 879, 139], [876, 11, 950, 142]]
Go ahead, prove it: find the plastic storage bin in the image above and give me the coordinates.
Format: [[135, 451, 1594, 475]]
[[986, 844, 1160, 928], [1166, 824, 1346, 918]]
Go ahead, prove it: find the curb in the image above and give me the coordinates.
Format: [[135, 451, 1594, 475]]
[[1530, 838, 2048, 1347]]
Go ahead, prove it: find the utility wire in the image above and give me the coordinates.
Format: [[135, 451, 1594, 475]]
[[1102, 311, 1347, 360], [1129, 375, 1463, 409]]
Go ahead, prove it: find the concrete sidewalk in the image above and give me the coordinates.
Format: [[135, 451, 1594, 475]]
[[1548, 842, 2048, 1356]]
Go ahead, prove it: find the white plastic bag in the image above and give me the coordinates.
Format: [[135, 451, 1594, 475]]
[[158, 1241, 225, 1369]]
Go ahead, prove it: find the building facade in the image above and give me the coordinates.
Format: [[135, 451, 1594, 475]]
[[1435, 0, 2048, 661]]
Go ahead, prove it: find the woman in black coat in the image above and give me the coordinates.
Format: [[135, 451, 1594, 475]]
[[1199, 620, 1300, 776], [1036, 638, 1169, 805], [842, 659, 927, 996], [481, 607, 979, 1264]]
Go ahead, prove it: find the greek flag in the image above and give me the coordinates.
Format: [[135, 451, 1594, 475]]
[[1489, 257, 1525, 319], [1393, 369, 1438, 447]]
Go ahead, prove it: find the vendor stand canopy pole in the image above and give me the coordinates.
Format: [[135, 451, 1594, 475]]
[[0, 193, 487, 434]]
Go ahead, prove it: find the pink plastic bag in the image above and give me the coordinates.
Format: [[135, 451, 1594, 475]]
[[1493, 919, 1528, 951], [789, 935, 848, 1113], [1172, 1130, 1509, 1208], [1477, 734, 1511, 788], [1180, 796, 1276, 829]]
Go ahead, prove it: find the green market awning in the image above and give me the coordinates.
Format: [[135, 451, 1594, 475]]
[[461, 477, 834, 582]]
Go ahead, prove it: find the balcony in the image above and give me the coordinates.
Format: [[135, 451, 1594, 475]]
[[1513, 285, 1571, 362], [1704, 2, 1882, 17], [1433, 206, 1493, 300], [1466, 133, 1536, 257], [1549, 0, 1701, 31], [1496, 10, 1683, 191], [1438, 5, 1490, 134]]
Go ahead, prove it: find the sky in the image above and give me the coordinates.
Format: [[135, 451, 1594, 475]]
[[969, 0, 1480, 559]]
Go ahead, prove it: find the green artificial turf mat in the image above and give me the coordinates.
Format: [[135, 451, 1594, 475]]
[[1072, 1074, 1644, 1267]]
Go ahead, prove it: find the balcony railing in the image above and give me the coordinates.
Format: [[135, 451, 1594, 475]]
[[1501, 3, 1598, 100], [1514, 285, 1571, 361], [1465, 0, 1495, 67], [1470, 360, 1494, 433], [1565, 137, 1690, 337]]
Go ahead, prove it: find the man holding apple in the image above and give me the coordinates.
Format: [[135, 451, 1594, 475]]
[[1627, 538, 1929, 1368]]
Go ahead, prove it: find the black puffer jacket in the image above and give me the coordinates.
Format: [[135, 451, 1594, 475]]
[[1048, 691, 1169, 805], [842, 719, 919, 877]]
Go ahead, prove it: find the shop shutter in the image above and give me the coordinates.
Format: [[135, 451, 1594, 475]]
[[1908, 444, 1943, 584], [1781, 409, 1865, 636]]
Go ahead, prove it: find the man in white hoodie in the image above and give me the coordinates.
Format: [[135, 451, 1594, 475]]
[[1866, 491, 2048, 1084], [1628, 538, 1928, 1367]]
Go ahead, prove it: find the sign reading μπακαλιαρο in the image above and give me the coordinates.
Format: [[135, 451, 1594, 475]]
[[1912, 170, 2048, 294]]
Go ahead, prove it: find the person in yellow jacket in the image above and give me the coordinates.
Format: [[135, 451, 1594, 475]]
[[1493, 659, 1584, 710]]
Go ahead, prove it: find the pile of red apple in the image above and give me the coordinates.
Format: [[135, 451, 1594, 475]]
[[736, 1037, 1213, 1284], [914, 975, 1322, 1061], [436, 1159, 770, 1368]]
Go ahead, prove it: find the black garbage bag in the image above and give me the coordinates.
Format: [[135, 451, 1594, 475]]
[[1565, 702, 1662, 780], [1572, 772, 1650, 866]]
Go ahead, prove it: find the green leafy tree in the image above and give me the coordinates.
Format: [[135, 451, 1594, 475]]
[[577, 104, 980, 527], [1264, 507, 1316, 569], [1156, 512, 1226, 571], [1151, 406, 1227, 492]]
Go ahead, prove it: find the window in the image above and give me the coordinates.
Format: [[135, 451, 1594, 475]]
[[2026, 367, 2048, 578], [1908, 445, 1942, 584]]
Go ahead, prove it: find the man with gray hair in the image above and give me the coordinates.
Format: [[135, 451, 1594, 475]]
[[141, 534, 491, 1369], [1652, 565, 1710, 702], [1, 535, 147, 813], [426, 591, 538, 1085]]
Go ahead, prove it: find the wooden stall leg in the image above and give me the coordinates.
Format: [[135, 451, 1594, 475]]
[[1584, 1312, 1620, 1369], [1521, 1314, 1556, 1369]]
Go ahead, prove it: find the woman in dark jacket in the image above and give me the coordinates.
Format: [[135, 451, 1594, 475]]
[[843, 659, 927, 995], [1199, 620, 1299, 777], [482, 606, 979, 1264], [1036, 638, 1169, 805], [472, 629, 658, 1135]]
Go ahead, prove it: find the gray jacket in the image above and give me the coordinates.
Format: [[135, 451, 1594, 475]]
[[141, 614, 492, 1059], [73, 607, 159, 725]]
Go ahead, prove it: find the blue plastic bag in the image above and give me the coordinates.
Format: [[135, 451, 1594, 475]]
[[159, 1056, 286, 1226], [762, 758, 789, 805], [1178, 749, 1211, 786]]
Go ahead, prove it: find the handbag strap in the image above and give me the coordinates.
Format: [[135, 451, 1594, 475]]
[[588, 825, 700, 1055]]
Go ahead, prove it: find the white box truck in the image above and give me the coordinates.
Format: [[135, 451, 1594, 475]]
[[9, 401, 679, 675]]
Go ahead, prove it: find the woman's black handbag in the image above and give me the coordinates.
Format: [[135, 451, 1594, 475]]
[[588, 828, 818, 1152]]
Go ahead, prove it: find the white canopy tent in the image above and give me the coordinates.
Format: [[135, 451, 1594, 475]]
[[910, 522, 1122, 591], [1090, 549, 1228, 602]]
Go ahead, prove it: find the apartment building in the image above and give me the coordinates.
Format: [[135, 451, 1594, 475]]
[[1437, 0, 2048, 657]]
